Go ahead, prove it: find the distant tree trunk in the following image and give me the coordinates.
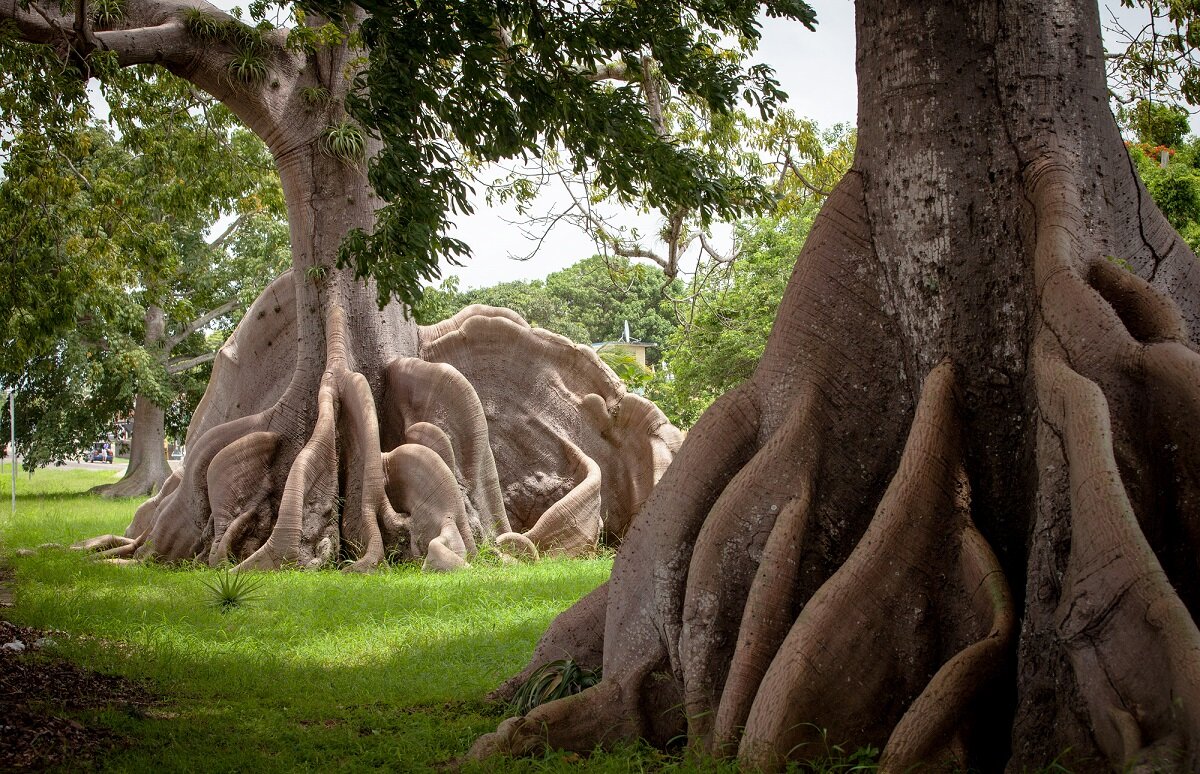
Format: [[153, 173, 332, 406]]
[[94, 305, 173, 498], [472, 1, 1200, 771]]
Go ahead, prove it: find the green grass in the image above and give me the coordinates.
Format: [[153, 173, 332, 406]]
[[0, 468, 891, 772], [0, 467, 635, 772]]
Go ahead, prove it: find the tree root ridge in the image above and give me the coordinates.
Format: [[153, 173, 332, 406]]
[[75, 281, 682, 573], [476, 143, 1200, 771]]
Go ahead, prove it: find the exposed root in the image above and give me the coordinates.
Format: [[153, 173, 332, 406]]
[[71, 535, 135, 553], [1035, 351, 1200, 769], [73, 279, 681, 573], [494, 532, 539, 563], [206, 431, 284, 565], [737, 363, 1014, 772], [681, 383, 825, 749], [383, 358, 509, 543], [235, 371, 338, 571], [522, 438, 601, 556], [470, 668, 672, 758], [381, 443, 469, 571]]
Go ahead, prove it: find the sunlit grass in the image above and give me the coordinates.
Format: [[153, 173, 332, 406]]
[[0, 467, 893, 772], [0, 468, 633, 771]]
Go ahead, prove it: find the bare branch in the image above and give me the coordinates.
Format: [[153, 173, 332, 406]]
[[206, 213, 249, 251], [165, 297, 238, 350], [166, 350, 218, 374]]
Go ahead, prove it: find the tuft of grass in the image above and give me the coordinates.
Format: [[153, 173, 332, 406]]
[[91, 0, 124, 26], [510, 658, 601, 715], [226, 50, 269, 85], [201, 568, 264, 612], [180, 7, 222, 40], [299, 85, 331, 109], [320, 121, 365, 164]]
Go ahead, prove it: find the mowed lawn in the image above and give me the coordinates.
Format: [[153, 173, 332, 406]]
[[0, 467, 646, 772]]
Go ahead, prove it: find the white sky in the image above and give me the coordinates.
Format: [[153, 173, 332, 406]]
[[445, 1, 858, 289]]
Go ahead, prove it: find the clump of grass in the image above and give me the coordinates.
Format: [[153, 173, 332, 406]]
[[181, 7, 222, 40], [299, 85, 331, 109], [201, 568, 264, 612], [509, 658, 601, 715], [92, 0, 124, 26], [321, 121, 365, 164], [227, 50, 269, 85]]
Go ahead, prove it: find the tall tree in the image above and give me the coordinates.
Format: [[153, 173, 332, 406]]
[[1, 0, 797, 566], [0, 74, 289, 496], [473, 2, 1200, 772]]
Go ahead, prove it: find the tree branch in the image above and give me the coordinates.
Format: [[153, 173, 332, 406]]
[[206, 212, 249, 252], [165, 297, 238, 351], [166, 350, 217, 374]]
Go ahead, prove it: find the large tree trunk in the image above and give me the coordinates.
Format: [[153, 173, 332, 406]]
[[62, 4, 682, 570], [95, 306, 173, 498], [471, 1, 1200, 770]]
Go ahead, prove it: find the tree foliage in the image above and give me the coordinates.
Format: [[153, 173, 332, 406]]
[[321, 0, 817, 306], [417, 255, 683, 357], [0, 66, 289, 467], [648, 206, 818, 426], [1122, 99, 1200, 249]]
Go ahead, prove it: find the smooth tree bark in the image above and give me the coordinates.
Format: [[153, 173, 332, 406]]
[[472, 1, 1200, 771], [5, 0, 681, 569]]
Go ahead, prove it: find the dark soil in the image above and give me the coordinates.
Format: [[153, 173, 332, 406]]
[[0, 570, 155, 771]]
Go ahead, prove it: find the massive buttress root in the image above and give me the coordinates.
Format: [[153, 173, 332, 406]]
[[472, 10, 1200, 757], [77, 279, 682, 571]]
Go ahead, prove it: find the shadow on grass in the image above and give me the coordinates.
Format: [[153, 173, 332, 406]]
[[4, 548, 612, 772]]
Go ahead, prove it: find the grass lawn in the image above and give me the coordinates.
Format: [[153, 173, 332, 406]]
[[0, 467, 698, 772]]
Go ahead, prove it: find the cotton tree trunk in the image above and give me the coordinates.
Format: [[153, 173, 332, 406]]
[[94, 306, 173, 498], [471, 1, 1200, 770], [2, 0, 682, 570]]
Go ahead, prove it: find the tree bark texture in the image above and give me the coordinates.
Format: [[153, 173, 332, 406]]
[[94, 305, 173, 498], [471, 1, 1200, 770], [0, 0, 684, 570]]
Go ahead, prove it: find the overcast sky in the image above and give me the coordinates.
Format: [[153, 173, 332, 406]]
[[444, 1, 858, 289]]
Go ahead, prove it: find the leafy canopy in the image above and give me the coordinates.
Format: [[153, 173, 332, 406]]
[[293, 0, 817, 307], [0, 58, 288, 466]]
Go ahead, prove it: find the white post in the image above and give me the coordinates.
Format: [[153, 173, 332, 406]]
[[8, 390, 14, 515]]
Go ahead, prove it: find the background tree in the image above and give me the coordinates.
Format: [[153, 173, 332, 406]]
[[0, 0, 798, 568], [473, 1, 1200, 771], [0, 67, 289, 496]]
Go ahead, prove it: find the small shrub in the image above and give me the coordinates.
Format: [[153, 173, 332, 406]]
[[202, 569, 264, 613], [509, 658, 601, 715]]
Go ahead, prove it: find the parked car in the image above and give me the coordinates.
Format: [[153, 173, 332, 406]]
[[85, 442, 114, 463]]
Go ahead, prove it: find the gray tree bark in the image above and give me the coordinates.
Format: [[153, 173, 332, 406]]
[[3, 0, 682, 569], [471, 1, 1200, 771]]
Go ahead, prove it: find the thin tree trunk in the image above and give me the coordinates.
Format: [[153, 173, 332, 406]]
[[95, 305, 173, 497]]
